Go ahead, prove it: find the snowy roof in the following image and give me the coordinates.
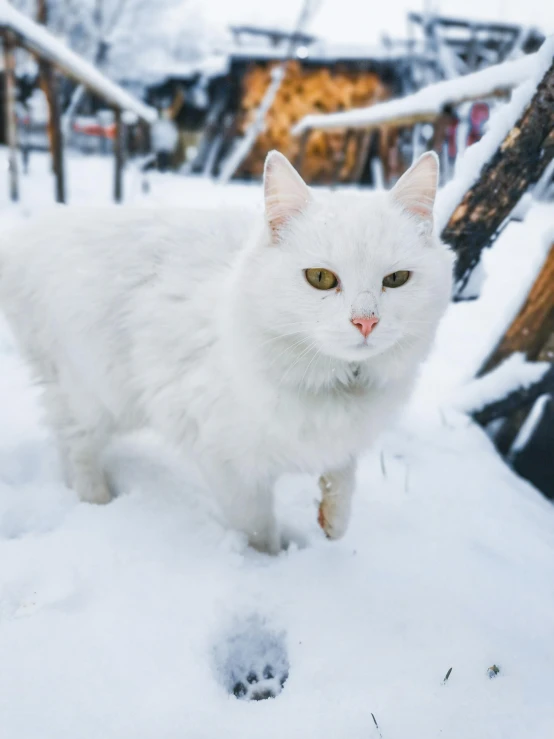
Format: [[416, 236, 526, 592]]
[[228, 41, 412, 64], [121, 54, 230, 86], [293, 50, 541, 134], [0, 0, 157, 123]]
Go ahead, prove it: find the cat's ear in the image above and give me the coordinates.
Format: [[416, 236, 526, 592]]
[[264, 150, 311, 239], [391, 152, 439, 223]]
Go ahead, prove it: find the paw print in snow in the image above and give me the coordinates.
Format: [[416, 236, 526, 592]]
[[214, 615, 289, 702]]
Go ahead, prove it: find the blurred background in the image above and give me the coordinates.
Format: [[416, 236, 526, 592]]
[[0, 0, 552, 207]]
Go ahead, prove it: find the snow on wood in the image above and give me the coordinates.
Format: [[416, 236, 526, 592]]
[[438, 39, 554, 293], [456, 353, 550, 415], [0, 0, 157, 123], [437, 36, 554, 232], [472, 364, 554, 427], [510, 393, 551, 456], [292, 48, 543, 135]]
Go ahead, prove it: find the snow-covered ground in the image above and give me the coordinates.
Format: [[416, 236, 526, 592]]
[[1, 151, 554, 739]]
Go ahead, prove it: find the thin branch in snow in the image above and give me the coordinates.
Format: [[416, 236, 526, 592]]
[[380, 450, 387, 478], [371, 712, 384, 738]]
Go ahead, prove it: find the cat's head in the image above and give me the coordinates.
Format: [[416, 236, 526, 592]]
[[239, 151, 453, 372]]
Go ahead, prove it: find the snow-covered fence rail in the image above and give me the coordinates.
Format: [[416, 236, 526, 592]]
[[0, 0, 157, 204], [292, 52, 537, 136], [0, 2, 156, 124]]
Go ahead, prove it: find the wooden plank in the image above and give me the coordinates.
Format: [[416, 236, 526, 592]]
[[3, 31, 19, 202], [442, 58, 554, 293], [114, 108, 123, 203]]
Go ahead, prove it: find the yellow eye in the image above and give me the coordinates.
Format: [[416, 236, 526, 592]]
[[305, 268, 338, 290], [382, 270, 410, 288]]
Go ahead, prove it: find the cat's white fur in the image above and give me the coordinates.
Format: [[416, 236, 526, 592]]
[[0, 152, 453, 553]]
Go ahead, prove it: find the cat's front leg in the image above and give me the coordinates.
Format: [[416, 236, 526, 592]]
[[207, 466, 280, 554], [318, 460, 356, 540]]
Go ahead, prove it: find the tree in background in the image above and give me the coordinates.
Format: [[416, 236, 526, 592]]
[[11, 0, 213, 79]]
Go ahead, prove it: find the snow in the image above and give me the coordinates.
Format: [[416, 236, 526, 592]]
[[455, 354, 550, 414], [1, 150, 554, 738], [0, 0, 157, 124], [510, 394, 552, 456], [293, 37, 554, 137]]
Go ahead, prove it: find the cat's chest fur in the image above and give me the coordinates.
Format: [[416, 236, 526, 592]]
[[209, 358, 403, 478]]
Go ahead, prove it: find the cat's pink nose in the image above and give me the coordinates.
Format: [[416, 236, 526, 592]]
[[351, 316, 379, 338]]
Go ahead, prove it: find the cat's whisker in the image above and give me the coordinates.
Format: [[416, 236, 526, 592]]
[[258, 330, 308, 350], [298, 344, 323, 390], [268, 336, 313, 368], [279, 341, 319, 387]]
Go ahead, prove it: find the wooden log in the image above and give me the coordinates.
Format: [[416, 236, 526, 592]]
[[481, 244, 554, 374], [3, 31, 19, 202], [442, 58, 554, 294], [114, 108, 124, 203], [476, 244, 554, 456]]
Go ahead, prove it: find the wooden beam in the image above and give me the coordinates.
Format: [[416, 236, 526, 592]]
[[3, 31, 19, 202], [114, 108, 123, 203], [442, 59, 554, 294]]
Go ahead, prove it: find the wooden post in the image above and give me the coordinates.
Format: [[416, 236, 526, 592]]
[[39, 60, 65, 203], [351, 130, 373, 183], [294, 128, 310, 178], [3, 31, 19, 202], [36, 0, 65, 202], [331, 128, 355, 184], [114, 108, 123, 203]]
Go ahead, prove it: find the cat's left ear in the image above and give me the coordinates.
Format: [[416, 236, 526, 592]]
[[391, 151, 439, 226], [264, 150, 312, 240]]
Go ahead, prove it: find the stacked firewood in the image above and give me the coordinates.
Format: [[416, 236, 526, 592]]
[[235, 60, 389, 183]]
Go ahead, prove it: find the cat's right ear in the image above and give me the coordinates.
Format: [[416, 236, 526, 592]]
[[264, 151, 311, 240], [390, 151, 439, 224]]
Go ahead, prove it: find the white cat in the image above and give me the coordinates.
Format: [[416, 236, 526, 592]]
[[0, 151, 452, 553]]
